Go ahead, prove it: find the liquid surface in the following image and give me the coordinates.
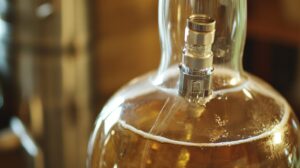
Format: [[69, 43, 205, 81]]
[[89, 73, 300, 168], [104, 119, 298, 168]]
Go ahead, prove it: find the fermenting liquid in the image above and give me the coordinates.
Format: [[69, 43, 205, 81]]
[[89, 74, 300, 168]]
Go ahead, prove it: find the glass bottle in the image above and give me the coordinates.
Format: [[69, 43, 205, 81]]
[[87, 0, 300, 167]]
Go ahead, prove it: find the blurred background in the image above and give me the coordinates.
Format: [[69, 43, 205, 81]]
[[92, 0, 300, 115], [0, 0, 299, 167]]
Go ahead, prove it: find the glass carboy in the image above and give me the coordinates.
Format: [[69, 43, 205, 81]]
[[87, 0, 300, 167]]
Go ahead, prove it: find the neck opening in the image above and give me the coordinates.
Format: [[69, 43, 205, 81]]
[[154, 0, 247, 93]]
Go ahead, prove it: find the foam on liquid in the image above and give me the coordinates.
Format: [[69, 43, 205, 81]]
[[119, 69, 290, 147], [119, 104, 289, 147], [117, 67, 291, 148]]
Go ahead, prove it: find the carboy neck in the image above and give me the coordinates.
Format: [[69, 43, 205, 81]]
[[154, 0, 247, 94]]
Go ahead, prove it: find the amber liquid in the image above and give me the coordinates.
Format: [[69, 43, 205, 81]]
[[90, 75, 300, 168], [109, 122, 297, 168], [97, 121, 300, 167]]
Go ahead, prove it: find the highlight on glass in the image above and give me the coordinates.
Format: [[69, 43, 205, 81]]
[[87, 0, 300, 167]]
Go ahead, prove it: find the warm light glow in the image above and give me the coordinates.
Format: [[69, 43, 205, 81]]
[[273, 132, 282, 145], [229, 78, 238, 85], [177, 149, 190, 168], [242, 89, 253, 100], [29, 96, 44, 136]]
